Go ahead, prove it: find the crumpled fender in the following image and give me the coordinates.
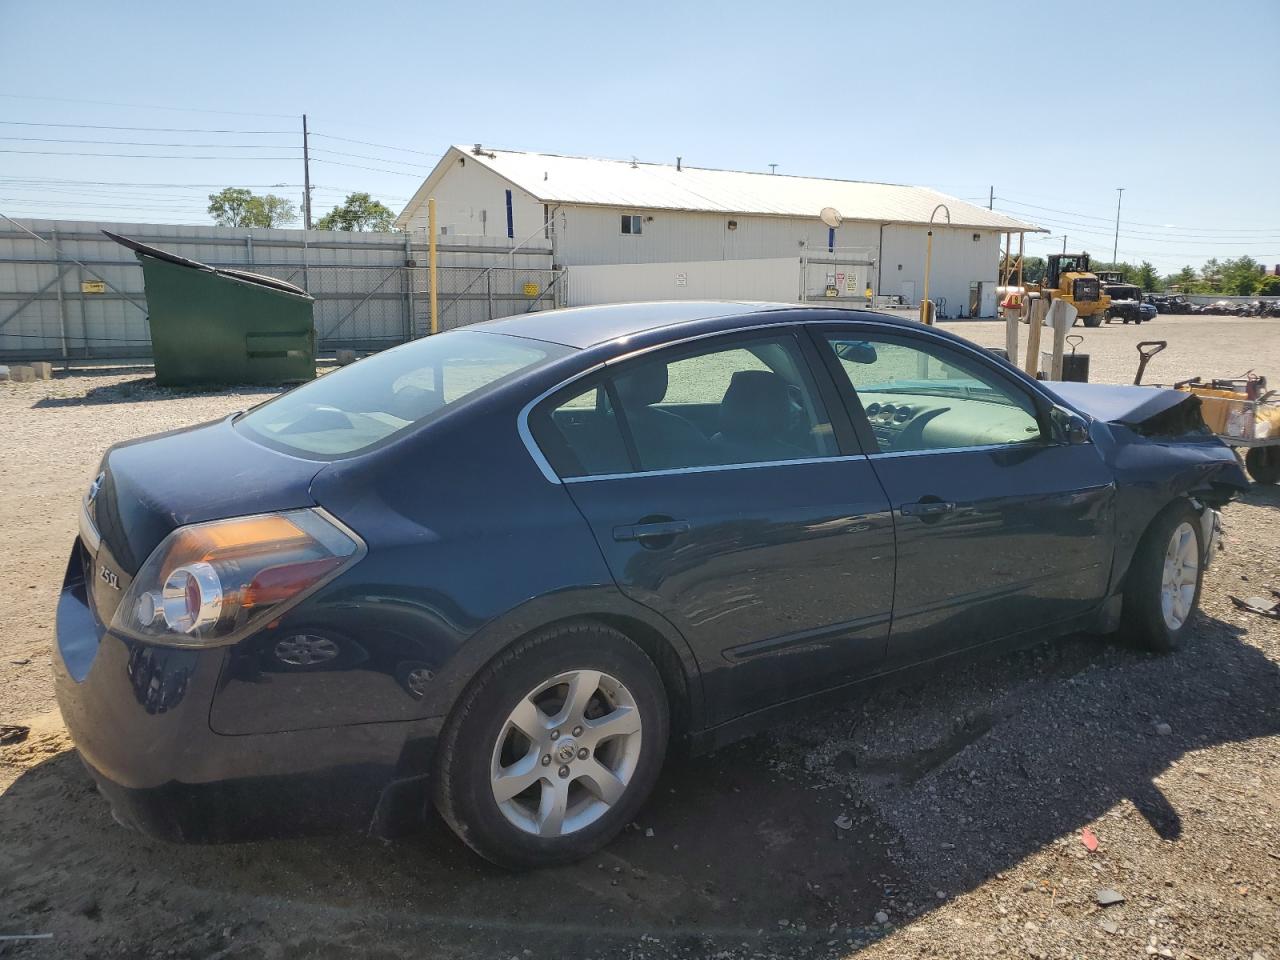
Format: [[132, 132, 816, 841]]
[[1088, 417, 1247, 595]]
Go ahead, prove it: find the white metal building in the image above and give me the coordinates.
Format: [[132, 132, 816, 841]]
[[396, 145, 1041, 318]]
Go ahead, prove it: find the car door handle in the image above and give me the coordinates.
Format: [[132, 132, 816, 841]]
[[613, 520, 690, 542], [900, 500, 956, 517]]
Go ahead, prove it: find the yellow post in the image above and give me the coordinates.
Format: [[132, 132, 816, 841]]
[[428, 197, 439, 336], [919, 229, 934, 324]]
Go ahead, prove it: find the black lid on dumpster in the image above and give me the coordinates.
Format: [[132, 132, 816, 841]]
[[102, 230, 310, 298]]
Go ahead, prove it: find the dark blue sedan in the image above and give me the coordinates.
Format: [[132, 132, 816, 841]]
[[55, 302, 1246, 867]]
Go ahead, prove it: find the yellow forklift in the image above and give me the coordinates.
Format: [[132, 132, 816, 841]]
[[1038, 252, 1110, 327]]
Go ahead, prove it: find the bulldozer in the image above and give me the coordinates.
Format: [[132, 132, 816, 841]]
[[1040, 252, 1110, 327]]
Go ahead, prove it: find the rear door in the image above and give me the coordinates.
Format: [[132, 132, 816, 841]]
[[529, 328, 895, 725], [812, 325, 1115, 668]]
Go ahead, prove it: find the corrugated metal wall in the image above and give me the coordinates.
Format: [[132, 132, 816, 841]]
[[565, 257, 804, 306], [0, 220, 557, 361]]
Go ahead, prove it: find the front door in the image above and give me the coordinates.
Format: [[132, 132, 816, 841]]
[[529, 329, 895, 724], [815, 327, 1115, 668]]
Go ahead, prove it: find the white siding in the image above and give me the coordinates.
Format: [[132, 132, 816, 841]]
[[565, 257, 802, 307], [401, 156, 544, 245], [879, 225, 1001, 317]]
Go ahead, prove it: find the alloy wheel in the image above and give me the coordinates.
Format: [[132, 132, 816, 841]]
[[489, 670, 643, 837], [1160, 521, 1199, 631]]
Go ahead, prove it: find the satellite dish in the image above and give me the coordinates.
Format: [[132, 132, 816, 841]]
[[820, 207, 843, 228]]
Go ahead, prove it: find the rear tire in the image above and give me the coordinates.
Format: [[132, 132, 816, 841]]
[[1083, 314, 1103, 328], [433, 622, 669, 869], [1245, 446, 1280, 484], [1121, 502, 1203, 652]]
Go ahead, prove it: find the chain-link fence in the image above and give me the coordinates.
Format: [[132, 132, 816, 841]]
[[1, 260, 565, 362]]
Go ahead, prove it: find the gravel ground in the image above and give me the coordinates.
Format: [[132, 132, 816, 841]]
[[0, 314, 1277, 959]]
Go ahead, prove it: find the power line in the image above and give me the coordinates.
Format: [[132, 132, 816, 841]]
[[0, 92, 295, 119], [310, 158, 427, 177], [0, 120, 293, 134], [311, 132, 442, 158], [0, 136, 296, 148], [0, 149, 298, 160], [307, 146, 433, 168], [996, 194, 1280, 234]]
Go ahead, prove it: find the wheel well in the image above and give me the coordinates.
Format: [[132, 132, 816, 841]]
[[591, 613, 694, 742]]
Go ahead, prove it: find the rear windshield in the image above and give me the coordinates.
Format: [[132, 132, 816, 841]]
[[237, 331, 571, 457]]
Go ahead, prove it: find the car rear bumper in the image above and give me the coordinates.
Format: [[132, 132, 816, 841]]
[[54, 539, 440, 843]]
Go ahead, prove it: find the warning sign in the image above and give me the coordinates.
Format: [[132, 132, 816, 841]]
[[675, 272, 687, 287], [81, 280, 106, 294], [522, 282, 540, 297]]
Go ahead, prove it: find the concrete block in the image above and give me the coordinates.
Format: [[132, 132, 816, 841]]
[[0, 365, 9, 381], [335, 349, 357, 366], [8, 365, 36, 383], [30, 361, 53, 380]]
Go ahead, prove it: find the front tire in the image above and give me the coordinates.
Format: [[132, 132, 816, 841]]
[[1083, 313, 1103, 328], [1122, 503, 1204, 652], [433, 622, 669, 869]]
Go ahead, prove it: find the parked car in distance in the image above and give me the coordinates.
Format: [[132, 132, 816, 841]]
[[56, 302, 1247, 868], [1101, 279, 1146, 323], [1146, 293, 1191, 315], [1140, 300, 1158, 322]]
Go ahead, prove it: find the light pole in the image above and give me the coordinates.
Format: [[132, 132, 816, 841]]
[[921, 203, 950, 324], [1112, 187, 1124, 264]]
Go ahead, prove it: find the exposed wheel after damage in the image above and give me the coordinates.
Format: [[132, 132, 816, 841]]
[[1122, 502, 1204, 651], [1245, 446, 1280, 485], [433, 623, 669, 868]]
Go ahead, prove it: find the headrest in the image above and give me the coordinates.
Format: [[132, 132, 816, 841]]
[[615, 363, 668, 407], [719, 370, 790, 438]]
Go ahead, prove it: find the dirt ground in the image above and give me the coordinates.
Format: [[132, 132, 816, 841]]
[[1, 314, 1277, 959]]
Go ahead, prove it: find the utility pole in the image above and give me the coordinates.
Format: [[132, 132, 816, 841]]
[[1063, 235, 1068, 254], [768, 163, 777, 175], [988, 186, 994, 210], [1112, 187, 1124, 264], [302, 114, 313, 230]]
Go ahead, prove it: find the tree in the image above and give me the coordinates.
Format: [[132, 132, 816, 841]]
[[1219, 255, 1263, 296], [1135, 261, 1161, 291], [207, 187, 297, 228], [1167, 265, 1198, 292], [1258, 274, 1280, 297], [314, 192, 396, 232]]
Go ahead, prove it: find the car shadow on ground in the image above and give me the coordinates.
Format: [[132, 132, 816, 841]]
[[30, 377, 284, 408], [1, 612, 1276, 959]]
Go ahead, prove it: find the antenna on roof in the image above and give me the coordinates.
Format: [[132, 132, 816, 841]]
[[769, 163, 778, 175], [472, 143, 483, 155], [676, 156, 682, 172], [631, 156, 638, 168]]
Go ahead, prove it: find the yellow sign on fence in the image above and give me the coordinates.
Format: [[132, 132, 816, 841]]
[[522, 282, 540, 297], [80, 280, 106, 294]]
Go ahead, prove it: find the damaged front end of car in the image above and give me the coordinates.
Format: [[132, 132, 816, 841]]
[[1047, 381, 1248, 577]]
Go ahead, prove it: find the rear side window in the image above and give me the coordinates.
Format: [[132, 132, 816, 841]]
[[533, 381, 631, 478], [238, 331, 571, 457], [531, 332, 838, 478]]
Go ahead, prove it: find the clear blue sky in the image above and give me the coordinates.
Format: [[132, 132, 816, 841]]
[[4, 0, 1277, 274]]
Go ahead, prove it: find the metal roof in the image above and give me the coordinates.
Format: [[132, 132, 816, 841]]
[[398, 146, 1043, 232]]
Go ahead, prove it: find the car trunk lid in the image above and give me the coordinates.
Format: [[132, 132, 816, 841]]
[[84, 415, 324, 625]]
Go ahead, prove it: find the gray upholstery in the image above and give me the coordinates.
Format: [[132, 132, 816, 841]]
[[712, 370, 808, 463], [614, 364, 713, 470]]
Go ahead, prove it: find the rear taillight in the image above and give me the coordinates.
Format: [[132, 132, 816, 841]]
[[110, 509, 363, 648]]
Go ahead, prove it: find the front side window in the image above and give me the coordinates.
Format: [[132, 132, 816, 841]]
[[620, 214, 643, 235], [823, 334, 1043, 454], [239, 331, 570, 457]]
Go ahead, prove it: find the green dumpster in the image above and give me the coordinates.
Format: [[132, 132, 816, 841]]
[[105, 230, 316, 386]]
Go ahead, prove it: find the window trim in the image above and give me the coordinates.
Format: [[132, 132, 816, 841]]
[[522, 323, 856, 483], [808, 325, 1052, 455]]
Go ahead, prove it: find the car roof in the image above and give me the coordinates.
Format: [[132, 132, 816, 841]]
[[474, 300, 919, 349]]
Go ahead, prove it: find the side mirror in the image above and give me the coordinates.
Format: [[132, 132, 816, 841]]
[[1052, 405, 1090, 445], [835, 341, 877, 364]]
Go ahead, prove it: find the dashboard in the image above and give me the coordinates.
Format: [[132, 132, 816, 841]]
[[859, 390, 1042, 453]]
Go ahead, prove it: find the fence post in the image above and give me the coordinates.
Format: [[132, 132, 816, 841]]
[[51, 227, 69, 362], [486, 269, 494, 322], [403, 232, 414, 342]]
